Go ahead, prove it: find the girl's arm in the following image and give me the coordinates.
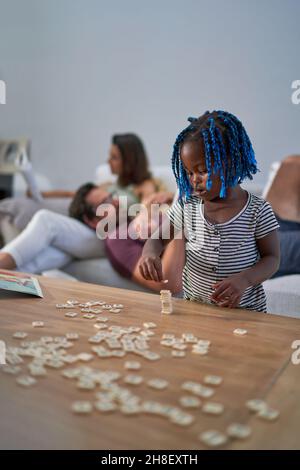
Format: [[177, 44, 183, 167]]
[[241, 230, 280, 285], [138, 217, 177, 282], [133, 237, 185, 294], [211, 230, 280, 307]]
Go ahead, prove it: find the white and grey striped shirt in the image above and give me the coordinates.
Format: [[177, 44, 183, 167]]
[[167, 191, 280, 313]]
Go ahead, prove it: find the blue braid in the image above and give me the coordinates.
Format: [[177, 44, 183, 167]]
[[171, 125, 193, 200], [217, 110, 258, 184], [217, 111, 242, 192], [201, 128, 212, 190], [208, 117, 227, 198]]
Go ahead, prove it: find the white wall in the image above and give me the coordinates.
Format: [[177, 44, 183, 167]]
[[0, 0, 299, 190]]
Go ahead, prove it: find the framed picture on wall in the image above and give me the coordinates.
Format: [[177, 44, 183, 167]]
[[0, 138, 30, 175]]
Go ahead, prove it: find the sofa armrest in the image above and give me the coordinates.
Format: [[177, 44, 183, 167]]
[[263, 275, 300, 318]]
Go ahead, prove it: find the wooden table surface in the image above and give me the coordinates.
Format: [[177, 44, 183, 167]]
[[0, 274, 300, 450]]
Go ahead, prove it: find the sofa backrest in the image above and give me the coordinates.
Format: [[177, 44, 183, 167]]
[[94, 164, 177, 193]]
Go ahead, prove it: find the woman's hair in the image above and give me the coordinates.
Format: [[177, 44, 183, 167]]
[[112, 133, 152, 187], [172, 110, 259, 200], [69, 182, 97, 222]]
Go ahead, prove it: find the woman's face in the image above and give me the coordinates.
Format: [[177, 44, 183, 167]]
[[108, 144, 123, 175]]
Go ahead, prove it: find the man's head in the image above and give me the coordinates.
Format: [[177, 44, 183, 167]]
[[69, 183, 118, 229]]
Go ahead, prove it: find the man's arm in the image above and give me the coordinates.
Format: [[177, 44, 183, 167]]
[[27, 189, 76, 199]]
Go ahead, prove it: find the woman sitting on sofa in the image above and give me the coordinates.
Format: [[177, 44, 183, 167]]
[[0, 133, 158, 273]]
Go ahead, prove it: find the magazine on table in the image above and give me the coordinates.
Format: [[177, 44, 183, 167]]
[[0, 270, 43, 298]]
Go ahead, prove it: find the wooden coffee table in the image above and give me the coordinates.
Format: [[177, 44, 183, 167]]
[[0, 274, 300, 450]]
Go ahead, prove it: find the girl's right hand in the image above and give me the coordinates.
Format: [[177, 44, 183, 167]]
[[138, 255, 163, 282]]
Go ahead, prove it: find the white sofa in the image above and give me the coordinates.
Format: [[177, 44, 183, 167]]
[[0, 163, 299, 317]]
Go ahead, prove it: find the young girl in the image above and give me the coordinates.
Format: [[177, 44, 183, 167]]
[[138, 110, 280, 313]]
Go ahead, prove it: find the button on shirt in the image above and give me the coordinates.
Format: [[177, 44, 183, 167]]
[[167, 191, 280, 313]]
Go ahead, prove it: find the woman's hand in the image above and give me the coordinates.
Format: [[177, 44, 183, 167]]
[[210, 273, 250, 308], [130, 209, 164, 241], [150, 191, 174, 205], [138, 254, 164, 282], [142, 191, 174, 206]]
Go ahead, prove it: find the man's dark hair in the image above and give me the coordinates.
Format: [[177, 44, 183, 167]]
[[69, 182, 97, 223]]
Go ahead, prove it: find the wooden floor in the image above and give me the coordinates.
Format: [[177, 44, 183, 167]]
[[0, 274, 300, 450]]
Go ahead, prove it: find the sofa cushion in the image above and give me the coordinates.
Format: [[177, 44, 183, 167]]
[[263, 275, 300, 318], [95, 163, 177, 193], [63, 258, 150, 292]]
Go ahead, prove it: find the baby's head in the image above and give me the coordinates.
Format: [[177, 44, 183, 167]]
[[172, 110, 259, 200]]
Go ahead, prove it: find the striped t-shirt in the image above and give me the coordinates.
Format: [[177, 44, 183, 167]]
[[167, 191, 280, 313]]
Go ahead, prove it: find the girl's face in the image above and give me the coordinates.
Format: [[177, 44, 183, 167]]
[[108, 144, 123, 175], [181, 140, 222, 201]]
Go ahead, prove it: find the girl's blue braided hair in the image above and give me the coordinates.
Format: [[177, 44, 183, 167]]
[[171, 110, 259, 200]]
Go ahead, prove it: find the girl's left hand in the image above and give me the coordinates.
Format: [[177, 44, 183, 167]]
[[211, 274, 250, 308]]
